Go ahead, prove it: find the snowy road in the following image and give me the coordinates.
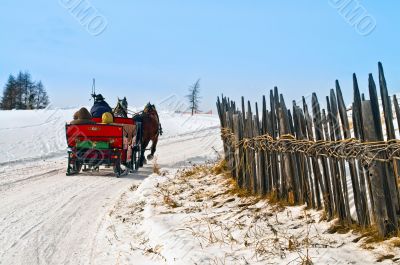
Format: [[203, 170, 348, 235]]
[[0, 159, 151, 265], [0, 109, 221, 265]]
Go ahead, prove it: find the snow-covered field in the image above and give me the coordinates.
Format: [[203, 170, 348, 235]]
[[0, 107, 399, 264], [0, 108, 221, 265]]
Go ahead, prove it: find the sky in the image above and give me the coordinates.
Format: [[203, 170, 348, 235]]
[[1, 1, 399, 111]]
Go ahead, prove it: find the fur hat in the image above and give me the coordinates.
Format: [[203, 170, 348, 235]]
[[70, 107, 95, 125]]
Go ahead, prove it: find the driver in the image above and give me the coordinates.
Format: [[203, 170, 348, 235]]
[[90, 94, 113, 118]]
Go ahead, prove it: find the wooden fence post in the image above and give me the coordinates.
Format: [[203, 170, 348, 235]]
[[270, 89, 280, 199], [353, 74, 373, 224], [303, 97, 321, 209], [362, 99, 392, 237], [312, 93, 334, 218], [336, 81, 365, 225], [378, 63, 400, 215], [241, 97, 250, 191], [368, 73, 398, 234], [326, 96, 348, 222], [246, 101, 257, 193]]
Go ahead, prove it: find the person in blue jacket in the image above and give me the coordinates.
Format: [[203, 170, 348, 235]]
[[90, 94, 113, 118]]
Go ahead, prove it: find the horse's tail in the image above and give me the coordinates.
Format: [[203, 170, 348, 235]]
[[158, 123, 163, 136], [154, 110, 163, 136]]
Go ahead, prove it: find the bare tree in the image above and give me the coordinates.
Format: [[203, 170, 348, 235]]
[[186, 79, 201, 115]]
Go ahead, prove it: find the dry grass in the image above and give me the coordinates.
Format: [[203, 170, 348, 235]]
[[149, 159, 352, 264], [163, 193, 179, 208], [152, 157, 161, 175], [211, 159, 230, 176], [327, 220, 386, 250], [390, 238, 400, 248]]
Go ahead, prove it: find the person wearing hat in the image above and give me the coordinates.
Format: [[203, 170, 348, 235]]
[[90, 94, 113, 118], [70, 107, 95, 125]]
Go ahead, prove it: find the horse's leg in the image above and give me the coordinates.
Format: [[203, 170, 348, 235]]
[[147, 135, 159, 161], [141, 139, 150, 166]]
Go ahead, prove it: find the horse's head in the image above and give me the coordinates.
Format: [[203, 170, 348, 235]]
[[144, 102, 156, 114], [118, 97, 128, 111], [114, 97, 128, 117]]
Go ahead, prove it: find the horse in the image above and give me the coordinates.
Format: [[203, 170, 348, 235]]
[[113, 97, 128, 118], [134, 103, 162, 165]]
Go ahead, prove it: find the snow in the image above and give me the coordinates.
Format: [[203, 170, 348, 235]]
[[100, 166, 399, 264], [0, 107, 399, 264]]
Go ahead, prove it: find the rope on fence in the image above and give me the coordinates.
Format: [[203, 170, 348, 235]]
[[221, 127, 400, 164]]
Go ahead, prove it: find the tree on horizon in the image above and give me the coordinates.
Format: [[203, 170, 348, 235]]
[[0, 71, 49, 110], [186, 78, 201, 115]]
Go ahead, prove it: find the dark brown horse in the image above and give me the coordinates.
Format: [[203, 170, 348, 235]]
[[134, 103, 162, 165]]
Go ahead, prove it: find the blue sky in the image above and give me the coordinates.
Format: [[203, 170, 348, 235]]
[[1, 1, 399, 111]]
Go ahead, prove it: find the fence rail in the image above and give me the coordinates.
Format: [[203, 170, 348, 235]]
[[216, 62, 400, 238]]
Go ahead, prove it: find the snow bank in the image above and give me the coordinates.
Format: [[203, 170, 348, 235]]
[[0, 108, 76, 165], [104, 165, 399, 265]]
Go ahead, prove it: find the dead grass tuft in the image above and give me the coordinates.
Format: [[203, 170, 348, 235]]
[[178, 164, 211, 178], [390, 238, 400, 248], [152, 157, 161, 175], [226, 178, 252, 198], [163, 193, 179, 208], [211, 159, 229, 176]]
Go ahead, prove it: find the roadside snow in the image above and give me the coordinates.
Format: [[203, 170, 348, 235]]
[[105, 165, 400, 265]]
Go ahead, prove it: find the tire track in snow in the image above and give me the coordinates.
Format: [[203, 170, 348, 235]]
[[0, 177, 115, 258], [0, 166, 142, 265]]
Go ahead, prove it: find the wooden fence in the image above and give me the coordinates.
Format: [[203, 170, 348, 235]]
[[216, 62, 400, 238]]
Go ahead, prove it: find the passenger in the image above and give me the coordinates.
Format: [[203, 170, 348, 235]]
[[70, 107, 95, 125], [90, 94, 113, 118], [101, 112, 114, 124]]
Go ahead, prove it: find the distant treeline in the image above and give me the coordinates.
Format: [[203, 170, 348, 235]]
[[0, 71, 49, 110]]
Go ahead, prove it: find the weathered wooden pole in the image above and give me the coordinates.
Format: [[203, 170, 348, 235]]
[[240, 97, 250, 190], [330, 89, 352, 223], [352, 73, 371, 227], [293, 102, 311, 205], [288, 107, 301, 204], [326, 96, 348, 222], [233, 113, 244, 188], [362, 99, 393, 237], [336, 81, 364, 225], [247, 101, 258, 193], [255, 102, 267, 194], [270, 89, 280, 199], [312, 93, 334, 218], [297, 105, 313, 207], [378, 62, 400, 214], [303, 97, 322, 209], [262, 95, 271, 194], [368, 73, 398, 234]]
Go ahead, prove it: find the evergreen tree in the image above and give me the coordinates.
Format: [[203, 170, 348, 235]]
[[0, 72, 49, 110], [1, 75, 17, 110], [35, 81, 49, 109]]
